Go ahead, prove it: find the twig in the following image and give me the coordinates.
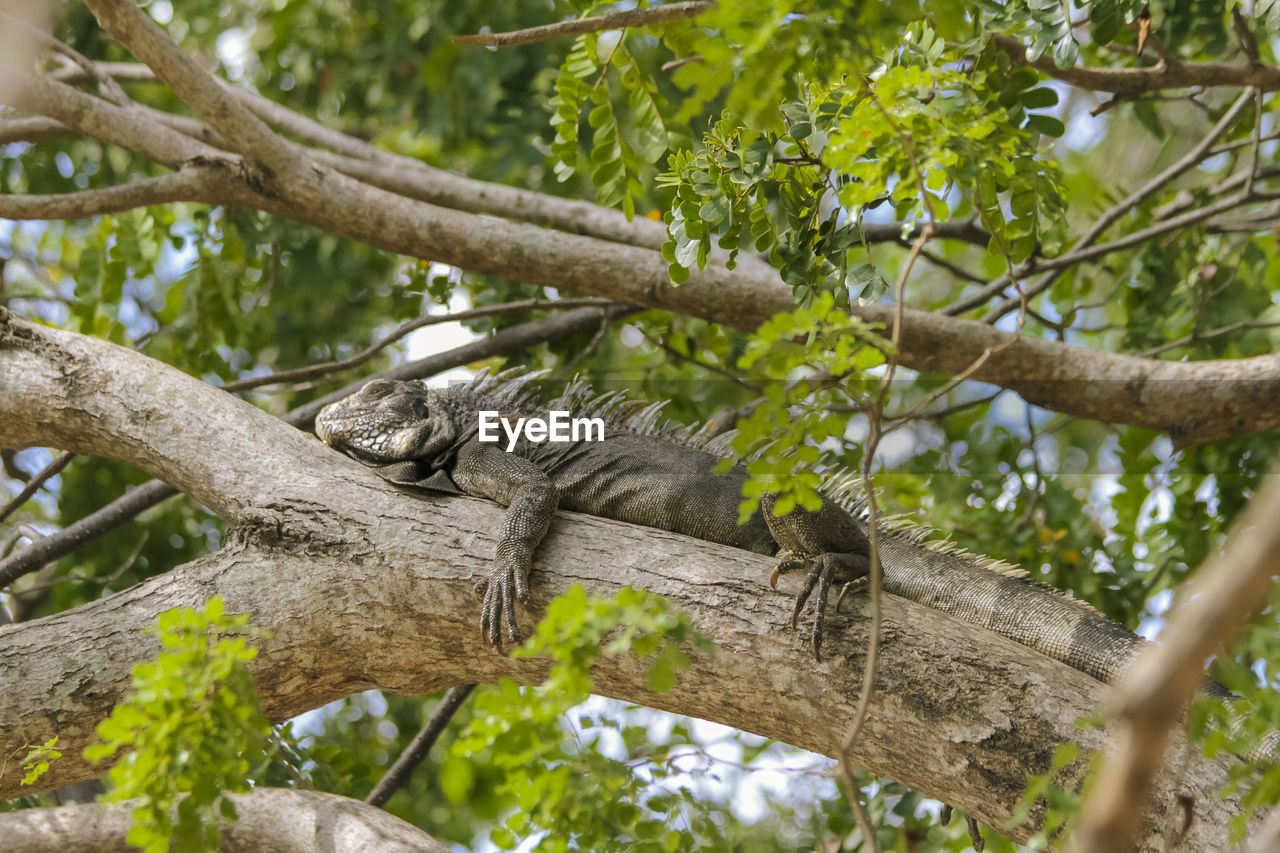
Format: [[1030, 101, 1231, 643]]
[[560, 308, 613, 373], [223, 297, 624, 392], [636, 327, 763, 392], [885, 391, 1000, 426], [946, 88, 1256, 318], [365, 684, 476, 807], [1069, 473, 1280, 853], [833, 225, 936, 853], [0, 451, 73, 524], [894, 238, 985, 283], [2, 524, 46, 558], [1137, 319, 1280, 357], [452, 2, 714, 48], [1244, 88, 1262, 197]]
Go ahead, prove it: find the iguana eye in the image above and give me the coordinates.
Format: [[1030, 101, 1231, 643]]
[[363, 379, 396, 400]]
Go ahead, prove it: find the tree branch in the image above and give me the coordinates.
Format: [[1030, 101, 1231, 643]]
[[365, 684, 476, 808], [7, 48, 1280, 445], [453, 2, 715, 47], [0, 67, 223, 168], [0, 167, 234, 220], [991, 34, 1280, 93], [82, 0, 311, 195], [1072, 474, 1280, 853], [0, 315, 1253, 850], [0, 788, 452, 853], [0, 305, 627, 590]]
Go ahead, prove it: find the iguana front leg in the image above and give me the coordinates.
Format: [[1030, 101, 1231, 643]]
[[763, 493, 871, 660], [451, 440, 557, 647]]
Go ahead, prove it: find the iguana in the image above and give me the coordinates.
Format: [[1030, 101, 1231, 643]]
[[314, 371, 1144, 681]]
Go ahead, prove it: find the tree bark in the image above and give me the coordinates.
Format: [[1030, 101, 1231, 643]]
[[0, 787, 452, 852], [0, 311, 1253, 849]]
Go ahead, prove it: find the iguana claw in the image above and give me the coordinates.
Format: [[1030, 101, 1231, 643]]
[[776, 551, 869, 661]]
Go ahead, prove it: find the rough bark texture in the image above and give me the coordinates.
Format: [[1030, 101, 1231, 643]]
[[0, 313, 1252, 849], [0, 788, 451, 852]]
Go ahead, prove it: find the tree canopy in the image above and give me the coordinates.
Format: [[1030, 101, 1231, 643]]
[[2, 1, 1280, 851]]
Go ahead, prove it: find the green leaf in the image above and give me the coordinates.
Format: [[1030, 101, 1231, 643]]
[[1026, 114, 1065, 138]]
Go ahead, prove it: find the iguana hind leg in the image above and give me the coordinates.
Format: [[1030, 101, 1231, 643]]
[[763, 492, 871, 661]]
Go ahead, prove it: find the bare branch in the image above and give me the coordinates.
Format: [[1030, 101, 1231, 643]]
[[991, 34, 1280, 93], [0, 451, 71, 524], [0, 7, 130, 107], [0, 167, 236, 220], [1071, 474, 1280, 853], [365, 684, 476, 808], [82, 0, 311, 193], [453, 2, 715, 47], [224, 297, 626, 392], [0, 68, 220, 167]]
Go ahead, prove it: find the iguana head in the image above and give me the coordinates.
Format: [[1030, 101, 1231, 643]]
[[316, 379, 457, 465]]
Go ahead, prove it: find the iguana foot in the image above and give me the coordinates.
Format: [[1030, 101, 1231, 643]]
[[772, 551, 868, 661], [474, 561, 531, 650]]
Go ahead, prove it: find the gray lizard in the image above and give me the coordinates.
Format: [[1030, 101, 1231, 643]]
[[315, 371, 1146, 683]]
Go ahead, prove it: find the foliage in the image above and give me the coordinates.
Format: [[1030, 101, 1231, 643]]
[[728, 293, 889, 521], [5, 0, 1280, 849], [447, 585, 714, 851], [82, 599, 272, 853], [17, 738, 61, 787], [657, 22, 1067, 297], [1005, 741, 1088, 850]]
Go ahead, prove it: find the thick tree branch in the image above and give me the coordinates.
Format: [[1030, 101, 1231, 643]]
[[0, 313, 1257, 851], [453, 2, 715, 47], [1, 788, 452, 853], [991, 34, 1280, 93]]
